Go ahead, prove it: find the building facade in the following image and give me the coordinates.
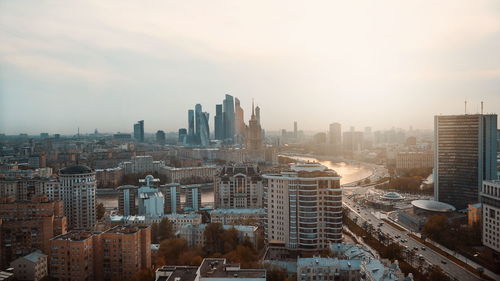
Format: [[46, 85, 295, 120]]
[[215, 164, 263, 209], [480, 180, 500, 252], [396, 151, 433, 170], [10, 251, 48, 281], [434, 114, 497, 209], [263, 163, 342, 250], [117, 185, 138, 216], [59, 165, 97, 229]]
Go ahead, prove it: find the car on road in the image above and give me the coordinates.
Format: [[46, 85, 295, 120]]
[[418, 255, 424, 260], [421, 247, 426, 250], [441, 260, 447, 264], [413, 246, 419, 251]]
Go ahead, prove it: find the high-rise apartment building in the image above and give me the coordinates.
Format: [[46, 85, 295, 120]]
[[138, 175, 164, 218], [342, 130, 364, 157], [160, 183, 181, 214], [133, 120, 144, 142], [434, 114, 497, 209], [215, 164, 263, 209], [480, 180, 500, 252], [59, 165, 96, 229], [328, 123, 342, 156], [223, 94, 235, 143], [215, 104, 224, 140], [49, 225, 151, 281], [263, 163, 342, 250], [117, 185, 138, 216], [184, 185, 201, 211], [0, 196, 67, 268]]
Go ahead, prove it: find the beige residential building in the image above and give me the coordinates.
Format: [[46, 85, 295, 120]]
[[10, 251, 48, 281]]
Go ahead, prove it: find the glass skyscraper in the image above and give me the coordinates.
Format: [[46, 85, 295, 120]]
[[215, 104, 224, 140], [223, 94, 235, 143], [434, 114, 497, 209], [133, 120, 144, 142]]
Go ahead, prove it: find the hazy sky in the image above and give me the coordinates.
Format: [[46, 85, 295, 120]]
[[1, 0, 499, 135]]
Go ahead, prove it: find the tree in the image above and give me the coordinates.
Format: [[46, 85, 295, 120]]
[[266, 267, 288, 281], [158, 217, 174, 241], [222, 227, 240, 253], [96, 203, 105, 220], [204, 223, 225, 255], [426, 265, 451, 281], [129, 269, 154, 281], [423, 215, 449, 243], [151, 223, 159, 244], [158, 238, 188, 265]]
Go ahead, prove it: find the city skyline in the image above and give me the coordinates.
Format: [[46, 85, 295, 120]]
[[2, 1, 500, 134]]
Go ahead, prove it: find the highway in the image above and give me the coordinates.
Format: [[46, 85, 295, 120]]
[[343, 198, 486, 281]]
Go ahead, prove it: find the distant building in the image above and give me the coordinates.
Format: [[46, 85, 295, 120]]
[[184, 185, 201, 211], [95, 167, 123, 188], [178, 128, 188, 144], [214, 104, 224, 141], [138, 175, 164, 219], [210, 208, 265, 225], [235, 98, 246, 144], [343, 130, 364, 157], [160, 165, 217, 184], [215, 164, 263, 209], [434, 114, 497, 209], [156, 130, 166, 145], [133, 120, 145, 142], [59, 165, 96, 229], [119, 155, 164, 175], [178, 224, 258, 248], [113, 133, 132, 139], [396, 151, 433, 170], [10, 251, 48, 281], [223, 95, 235, 143], [160, 183, 181, 214], [188, 109, 195, 143], [263, 163, 342, 250], [467, 203, 481, 226], [117, 185, 138, 216], [165, 213, 202, 232], [480, 180, 500, 252]]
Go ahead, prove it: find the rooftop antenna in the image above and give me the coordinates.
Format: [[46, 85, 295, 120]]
[[481, 101, 484, 114], [464, 100, 467, 115]]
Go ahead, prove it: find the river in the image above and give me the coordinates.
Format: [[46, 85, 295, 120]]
[[97, 156, 373, 209]]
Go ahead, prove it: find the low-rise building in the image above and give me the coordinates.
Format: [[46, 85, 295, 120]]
[[198, 258, 266, 281], [160, 165, 217, 184], [165, 213, 202, 232], [395, 151, 433, 170], [10, 251, 48, 281], [178, 224, 258, 248], [95, 167, 123, 188], [297, 257, 361, 281], [210, 208, 265, 225]]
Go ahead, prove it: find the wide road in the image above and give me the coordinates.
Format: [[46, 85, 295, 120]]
[[343, 198, 485, 281]]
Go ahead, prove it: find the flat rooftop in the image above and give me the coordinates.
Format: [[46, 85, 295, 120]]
[[51, 231, 95, 241], [199, 258, 266, 279], [104, 225, 147, 235], [156, 266, 198, 281]]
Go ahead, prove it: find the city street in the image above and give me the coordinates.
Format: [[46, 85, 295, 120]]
[[343, 198, 487, 281]]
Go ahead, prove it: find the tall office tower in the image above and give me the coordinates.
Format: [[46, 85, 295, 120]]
[[434, 114, 497, 209], [156, 130, 166, 145], [246, 101, 263, 151], [214, 164, 263, 209], [178, 128, 188, 144], [188, 109, 195, 141], [294, 121, 298, 138], [133, 120, 145, 142], [223, 94, 235, 143], [137, 175, 164, 218], [195, 104, 202, 144], [59, 165, 96, 229], [199, 112, 210, 146], [234, 98, 246, 144], [117, 185, 138, 216], [364, 126, 373, 149], [263, 163, 342, 250], [160, 183, 181, 214], [480, 180, 500, 252], [214, 104, 224, 140], [185, 186, 201, 211], [342, 131, 364, 157], [328, 123, 342, 156]]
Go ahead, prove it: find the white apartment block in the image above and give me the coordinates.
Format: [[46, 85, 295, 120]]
[[263, 162, 342, 250], [481, 180, 500, 252]]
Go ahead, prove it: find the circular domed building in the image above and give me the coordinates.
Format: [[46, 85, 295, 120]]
[[381, 192, 405, 201]]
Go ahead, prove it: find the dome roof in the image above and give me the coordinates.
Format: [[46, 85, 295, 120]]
[[60, 165, 93, 175], [382, 192, 404, 199], [411, 200, 456, 212]]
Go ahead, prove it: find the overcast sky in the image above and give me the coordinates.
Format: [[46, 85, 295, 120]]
[[1, 0, 499, 135]]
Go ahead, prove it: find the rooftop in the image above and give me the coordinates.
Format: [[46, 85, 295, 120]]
[[411, 200, 456, 212], [51, 231, 96, 241], [17, 251, 47, 263], [104, 225, 147, 235], [297, 257, 361, 271], [155, 266, 198, 281], [210, 208, 265, 215], [199, 258, 266, 279], [59, 165, 93, 175]]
